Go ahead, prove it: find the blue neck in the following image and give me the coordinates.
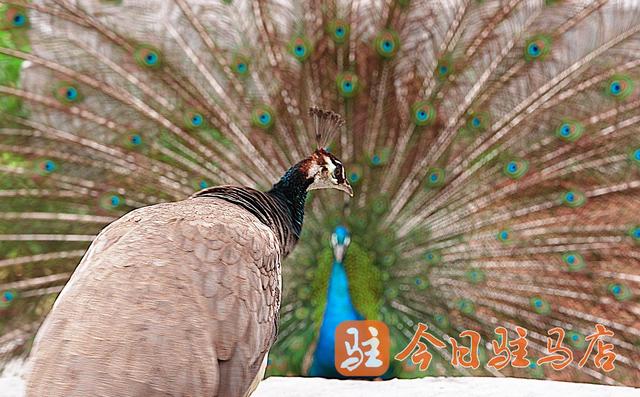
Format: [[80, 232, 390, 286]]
[[310, 260, 362, 377]]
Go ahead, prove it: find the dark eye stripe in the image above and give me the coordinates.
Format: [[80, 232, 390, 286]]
[[334, 164, 344, 183]]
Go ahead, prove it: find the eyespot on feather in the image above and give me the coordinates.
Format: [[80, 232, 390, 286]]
[[327, 19, 350, 44], [524, 34, 551, 61], [3, 7, 29, 29], [411, 101, 436, 127], [336, 72, 359, 98], [289, 36, 312, 62], [374, 29, 400, 59], [53, 82, 83, 104], [604, 74, 634, 100], [232, 54, 250, 76], [134, 45, 162, 69], [555, 119, 583, 142], [252, 105, 275, 129]]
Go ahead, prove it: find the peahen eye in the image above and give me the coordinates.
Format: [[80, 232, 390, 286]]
[[333, 165, 342, 179]]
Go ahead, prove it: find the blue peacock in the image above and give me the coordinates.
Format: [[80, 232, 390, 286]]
[[309, 225, 363, 378], [1, 0, 640, 387]]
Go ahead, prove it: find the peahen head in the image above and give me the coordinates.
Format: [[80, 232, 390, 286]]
[[299, 107, 352, 196], [331, 225, 351, 262], [304, 148, 353, 197]]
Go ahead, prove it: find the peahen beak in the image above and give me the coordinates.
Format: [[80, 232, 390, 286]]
[[337, 181, 353, 197]]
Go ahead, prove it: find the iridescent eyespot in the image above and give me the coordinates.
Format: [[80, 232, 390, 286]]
[[134, 45, 162, 68], [328, 19, 350, 44], [562, 252, 585, 271], [53, 83, 82, 104], [610, 82, 621, 94], [629, 225, 640, 242], [608, 283, 631, 301], [122, 132, 144, 149], [466, 268, 485, 284], [289, 36, 312, 62], [524, 35, 551, 61], [630, 148, 640, 165], [232, 54, 250, 76], [100, 193, 123, 210], [555, 119, 583, 142], [336, 72, 359, 98], [184, 110, 205, 129], [411, 101, 436, 126], [435, 57, 453, 81], [415, 277, 429, 290], [530, 296, 551, 314], [374, 29, 400, 59], [347, 165, 362, 184], [5, 7, 28, 28], [425, 167, 445, 188], [0, 289, 17, 308], [605, 74, 634, 100], [457, 299, 475, 315], [497, 228, 511, 243], [38, 159, 57, 175], [503, 158, 528, 179], [466, 112, 490, 132], [370, 149, 390, 166], [562, 189, 586, 208], [424, 249, 442, 265], [433, 313, 449, 329], [252, 105, 275, 129], [566, 331, 586, 349]]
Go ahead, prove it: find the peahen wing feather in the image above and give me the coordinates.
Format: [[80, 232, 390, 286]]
[[0, 0, 639, 387], [26, 196, 281, 396]]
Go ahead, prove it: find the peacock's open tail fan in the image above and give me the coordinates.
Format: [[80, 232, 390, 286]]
[[1, 0, 639, 386]]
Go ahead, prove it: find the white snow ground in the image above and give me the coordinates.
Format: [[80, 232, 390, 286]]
[[1, 358, 638, 397]]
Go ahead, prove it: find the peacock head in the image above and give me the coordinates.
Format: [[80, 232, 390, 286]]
[[305, 148, 353, 197], [304, 107, 353, 197], [331, 225, 351, 262]]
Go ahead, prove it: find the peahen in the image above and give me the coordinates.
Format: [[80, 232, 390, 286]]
[[1, 0, 640, 390], [22, 107, 351, 396]]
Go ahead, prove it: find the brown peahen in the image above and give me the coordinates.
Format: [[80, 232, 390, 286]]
[[0, 0, 639, 392]]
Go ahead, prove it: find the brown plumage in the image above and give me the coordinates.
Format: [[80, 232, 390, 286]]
[[24, 109, 351, 396], [26, 198, 280, 396]]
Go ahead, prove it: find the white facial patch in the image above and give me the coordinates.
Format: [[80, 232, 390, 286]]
[[306, 155, 336, 181], [306, 162, 323, 179], [324, 155, 338, 182]]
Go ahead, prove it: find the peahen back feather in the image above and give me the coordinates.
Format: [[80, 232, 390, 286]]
[[1, 0, 639, 386]]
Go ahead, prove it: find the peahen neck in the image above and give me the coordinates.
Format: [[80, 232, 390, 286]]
[[192, 160, 313, 258], [267, 161, 313, 243]]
